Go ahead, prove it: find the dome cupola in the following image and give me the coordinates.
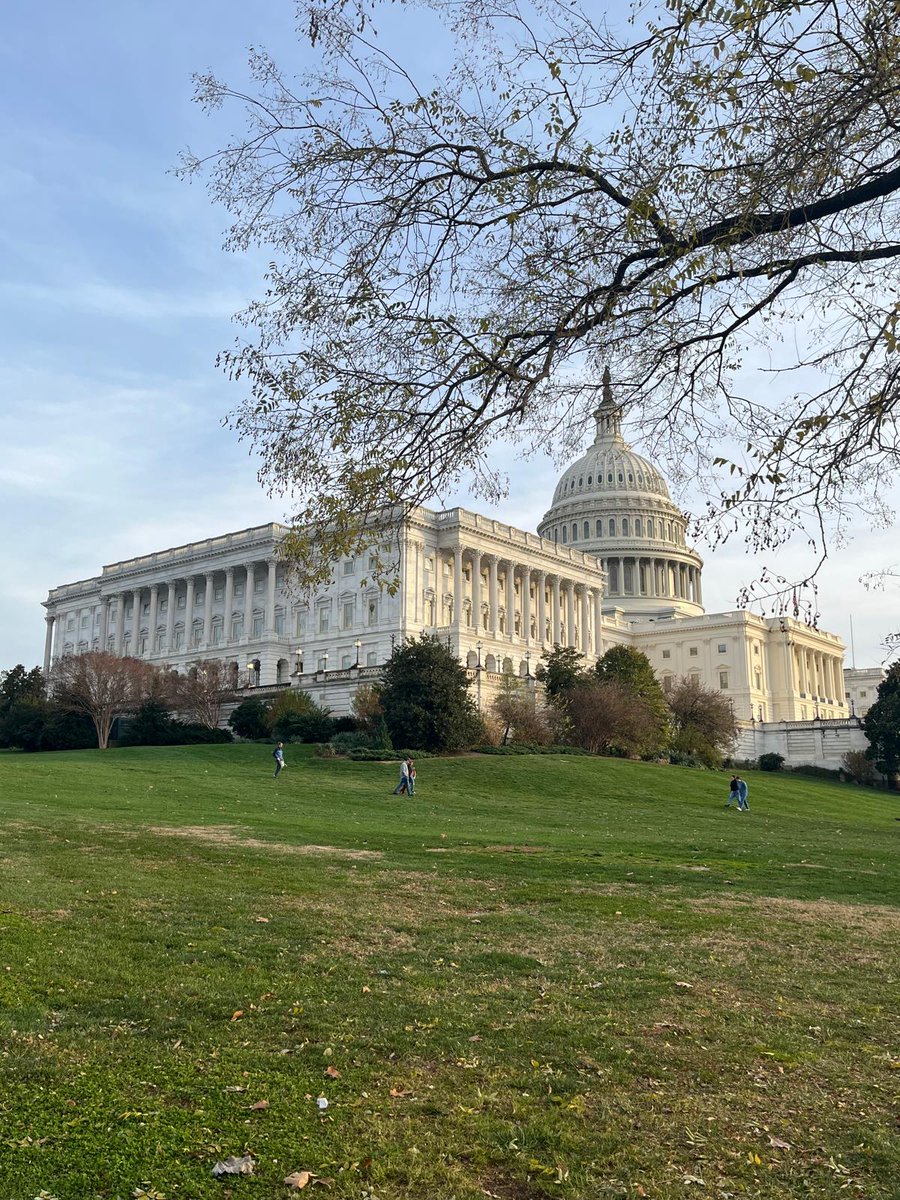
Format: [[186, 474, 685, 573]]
[[537, 370, 704, 618]]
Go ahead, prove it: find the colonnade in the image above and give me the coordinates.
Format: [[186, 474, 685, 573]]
[[45, 559, 280, 671], [793, 645, 845, 706], [415, 545, 604, 657], [603, 555, 702, 606]]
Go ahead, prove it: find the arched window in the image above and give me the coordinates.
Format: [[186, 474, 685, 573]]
[[622, 517, 630, 536], [607, 472, 613, 483], [583, 521, 589, 539], [609, 518, 616, 536], [635, 517, 643, 536], [647, 518, 655, 538], [571, 523, 578, 541], [562, 526, 568, 543], [587, 475, 592, 485], [595, 520, 602, 537]]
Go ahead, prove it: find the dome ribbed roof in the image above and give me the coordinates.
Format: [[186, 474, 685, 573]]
[[546, 375, 671, 510]]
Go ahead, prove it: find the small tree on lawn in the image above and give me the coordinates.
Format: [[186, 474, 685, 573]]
[[50, 653, 158, 750], [594, 645, 670, 754], [176, 659, 235, 729], [564, 679, 660, 757], [667, 677, 738, 767], [379, 636, 482, 751], [535, 646, 585, 702], [863, 664, 900, 789], [492, 669, 552, 745], [0, 664, 45, 714]]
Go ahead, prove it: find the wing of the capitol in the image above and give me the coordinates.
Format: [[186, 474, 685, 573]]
[[42, 383, 881, 769]]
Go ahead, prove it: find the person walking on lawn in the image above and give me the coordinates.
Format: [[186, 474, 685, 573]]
[[725, 775, 741, 808], [393, 757, 411, 795], [736, 776, 749, 811], [272, 742, 285, 779]]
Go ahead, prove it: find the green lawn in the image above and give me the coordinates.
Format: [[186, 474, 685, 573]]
[[0, 745, 897, 1199]]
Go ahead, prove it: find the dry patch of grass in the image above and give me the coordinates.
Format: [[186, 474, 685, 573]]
[[145, 824, 382, 859]]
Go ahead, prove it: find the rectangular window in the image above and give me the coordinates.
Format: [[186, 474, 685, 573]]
[[662, 649, 671, 660], [754, 670, 762, 690], [177, 594, 186, 609], [367, 651, 377, 667], [319, 608, 330, 634], [341, 654, 351, 669], [234, 583, 244, 598], [254, 578, 264, 594], [689, 647, 698, 657], [160, 599, 168, 614], [252, 615, 264, 637], [717, 643, 727, 654], [66, 616, 75, 630], [214, 585, 224, 601], [142, 603, 150, 616], [157, 631, 166, 651], [275, 611, 285, 635], [139, 635, 148, 654], [175, 629, 185, 650], [195, 592, 204, 608], [191, 626, 202, 647], [367, 600, 378, 626], [81, 614, 90, 628], [342, 601, 355, 629], [754, 644, 760, 655], [369, 555, 378, 571], [296, 612, 307, 636], [212, 624, 223, 645], [663, 676, 672, 693], [343, 559, 354, 575], [231, 618, 243, 640], [425, 556, 434, 573], [719, 671, 728, 689]]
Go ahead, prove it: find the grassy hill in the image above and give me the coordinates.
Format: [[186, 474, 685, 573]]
[[0, 745, 897, 1198]]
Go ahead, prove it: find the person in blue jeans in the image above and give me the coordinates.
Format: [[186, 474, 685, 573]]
[[736, 776, 749, 811], [725, 775, 741, 808], [272, 742, 285, 779]]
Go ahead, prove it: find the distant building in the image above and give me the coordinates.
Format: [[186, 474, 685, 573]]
[[44, 378, 874, 767], [843, 667, 886, 717]]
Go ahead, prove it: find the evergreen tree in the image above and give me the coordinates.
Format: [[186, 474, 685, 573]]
[[228, 698, 271, 740], [535, 646, 585, 700], [0, 665, 45, 715], [378, 636, 482, 751], [863, 664, 900, 788]]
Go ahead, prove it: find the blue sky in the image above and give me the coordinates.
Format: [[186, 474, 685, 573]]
[[0, 0, 896, 671]]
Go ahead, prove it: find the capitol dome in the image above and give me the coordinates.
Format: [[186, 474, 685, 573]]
[[537, 372, 704, 618]]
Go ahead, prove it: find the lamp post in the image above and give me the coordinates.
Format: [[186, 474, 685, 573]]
[[291, 648, 303, 679], [354, 638, 362, 669], [476, 640, 483, 670], [322, 649, 329, 674], [246, 661, 256, 688], [525, 649, 531, 679]]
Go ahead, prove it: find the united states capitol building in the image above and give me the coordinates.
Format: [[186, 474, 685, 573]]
[[43, 386, 875, 767]]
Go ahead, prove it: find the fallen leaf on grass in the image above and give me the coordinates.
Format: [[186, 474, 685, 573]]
[[768, 1136, 792, 1150], [254, 916, 270, 923], [325, 1066, 342, 1079], [389, 1087, 413, 1097], [224, 1085, 246, 1093], [211, 1155, 255, 1177], [675, 981, 694, 989], [250, 1099, 269, 1111], [284, 1170, 311, 1189], [230, 1010, 244, 1021], [682, 1175, 705, 1185]]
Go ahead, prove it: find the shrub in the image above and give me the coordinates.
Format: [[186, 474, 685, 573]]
[[330, 730, 374, 752], [0, 700, 95, 752], [229, 699, 271, 740], [378, 637, 482, 751], [842, 749, 877, 784], [758, 752, 786, 772], [275, 708, 335, 742], [789, 763, 842, 781]]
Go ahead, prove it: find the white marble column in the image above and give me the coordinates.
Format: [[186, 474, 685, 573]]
[[184, 576, 196, 648], [223, 568, 235, 643], [165, 581, 176, 654], [593, 589, 604, 657], [98, 599, 109, 651], [487, 556, 499, 635], [244, 564, 255, 633], [265, 560, 277, 634], [148, 584, 160, 655], [521, 566, 532, 643], [536, 571, 546, 645], [202, 573, 214, 648], [114, 596, 124, 656], [43, 615, 55, 674], [580, 586, 590, 654], [505, 561, 516, 639], [131, 588, 142, 655], [566, 581, 576, 648], [470, 549, 482, 632], [453, 548, 463, 629], [551, 575, 561, 645]]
